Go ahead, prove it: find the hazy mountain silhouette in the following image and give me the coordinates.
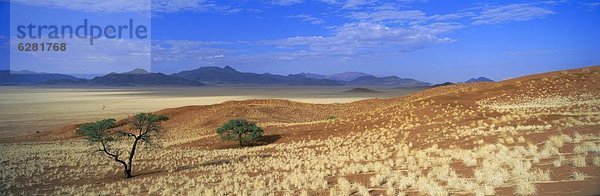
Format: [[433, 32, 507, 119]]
[[347, 75, 430, 87], [122, 68, 150, 75], [466, 77, 494, 83], [299, 72, 371, 82], [301, 72, 429, 87], [174, 66, 342, 86], [41, 69, 203, 86], [0, 70, 82, 85], [432, 82, 454, 87], [2, 66, 433, 87], [87, 71, 204, 86]]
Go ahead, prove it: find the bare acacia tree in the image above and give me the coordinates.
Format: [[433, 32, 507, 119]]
[[77, 113, 168, 178]]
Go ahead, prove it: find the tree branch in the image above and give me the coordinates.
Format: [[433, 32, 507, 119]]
[[100, 140, 128, 169], [117, 130, 136, 138]]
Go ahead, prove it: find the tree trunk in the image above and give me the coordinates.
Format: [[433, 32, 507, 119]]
[[102, 141, 132, 179], [126, 137, 141, 178], [238, 135, 243, 147], [125, 168, 133, 178], [119, 158, 131, 178]]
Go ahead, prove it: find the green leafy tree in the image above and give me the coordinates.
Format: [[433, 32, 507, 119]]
[[216, 119, 263, 147], [78, 113, 168, 178]]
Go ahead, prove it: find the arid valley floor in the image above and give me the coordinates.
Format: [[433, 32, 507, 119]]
[[0, 86, 423, 137], [1, 67, 600, 195]]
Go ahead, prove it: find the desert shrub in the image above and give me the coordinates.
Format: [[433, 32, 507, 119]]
[[548, 135, 564, 148], [514, 180, 536, 195], [327, 115, 337, 120], [78, 113, 168, 178], [573, 141, 600, 154], [531, 169, 551, 181], [355, 184, 369, 195], [369, 174, 388, 187], [552, 159, 561, 167], [332, 178, 354, 195], [571, 171, 586, 181], [217, 119, 264, 147], [571, 155, 586, 167], [594, 157, 600, 167]]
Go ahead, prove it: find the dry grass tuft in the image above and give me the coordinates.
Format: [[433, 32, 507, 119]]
[[571, 171, 587, 181], [571, 155, 587, 167], [515, 180, 536, 195]]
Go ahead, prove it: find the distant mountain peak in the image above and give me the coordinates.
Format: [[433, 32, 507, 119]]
[[466, 77, 494, 83], [329, 72, 371, 82], [0, 70, 82, 85], [174, 66, 342, 86], [12, 70, 39, 74], [86, 72, 204, 86], [300, 71, 371, 82], [432, 82, 454, 87], [223, 66, 236, 71], [348, 75, 430, 87], [123, 68, 149, 75], [299, 71, 429, 87]]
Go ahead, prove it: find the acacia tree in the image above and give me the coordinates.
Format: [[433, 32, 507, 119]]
[[216, 119, 263, 147], [78, 113, 168, 178]]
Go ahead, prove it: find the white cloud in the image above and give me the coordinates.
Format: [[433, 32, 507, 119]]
[[274, 5, 463, 56], [149, 21, 463, 69], [11, 0, 151, 13], [350, 9, 427, 23], [148, 1, 559, 67], [309, 0, 380, 9], [273, 22, 459, 55], [10, 0, 244, 14], [271, 0, 304, 6], [347, 5, 473, 26], [430, 12, 474, 21], [582, 1, 600, 10], [152, 0, 205, 12], [152, 40, 230, 62], [319, 0, 338, 4], [154, 1, 245, 14], [342, 0, 378, 9], [472, 3, 554, 25], [287, 14, 325, 24]]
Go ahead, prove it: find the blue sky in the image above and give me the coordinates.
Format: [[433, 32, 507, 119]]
[[1, 0, 600, 83]]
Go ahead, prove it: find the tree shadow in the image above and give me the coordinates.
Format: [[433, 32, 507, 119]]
[[168, 153, 272, 172], [133, 170, 163, 178], [215, 134, 282, 149], [200, 159, 231, 167], [133, 160, 232, 177], [247, 134, 282, 147], [131, 135, 281, 177]]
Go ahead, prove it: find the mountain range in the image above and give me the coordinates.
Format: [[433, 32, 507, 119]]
[[173, 66, 342, 86], [0, 70, 81, 85], [298, 72, 371, 82], [465, 77, 494, 83], [346, 75, 430, 87], [0, 66, 488, 87], [432, 82, 455, 87], [299, 72, 431, 87]]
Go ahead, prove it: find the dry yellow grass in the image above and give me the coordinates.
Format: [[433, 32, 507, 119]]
[[1, 66, 600, 195]]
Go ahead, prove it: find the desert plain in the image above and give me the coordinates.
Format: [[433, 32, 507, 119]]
[[1, 67, 600, 195]]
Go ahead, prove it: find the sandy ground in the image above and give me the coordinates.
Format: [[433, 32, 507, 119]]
[[0, 86, 422, 136], [1, 66, 599, 195]]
